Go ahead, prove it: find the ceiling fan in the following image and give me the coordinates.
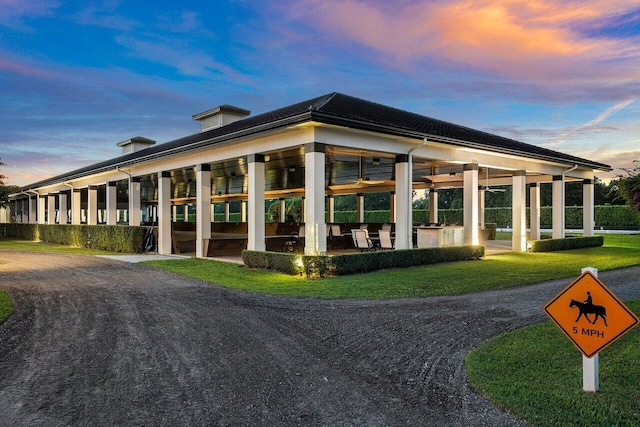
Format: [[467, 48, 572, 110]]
[[483, 168, 506, 193], [328, 154, 388, 190]]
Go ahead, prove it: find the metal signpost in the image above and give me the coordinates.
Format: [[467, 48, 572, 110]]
[[544, 267, 639, 392]]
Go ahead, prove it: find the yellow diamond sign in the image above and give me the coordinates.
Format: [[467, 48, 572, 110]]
[[544, 270, 639, 358]]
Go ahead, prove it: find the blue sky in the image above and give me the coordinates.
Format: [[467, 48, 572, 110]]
[[2, 0, 639, 186]]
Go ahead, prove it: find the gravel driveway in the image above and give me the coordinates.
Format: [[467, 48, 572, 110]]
[[1, 250, 639, 426]]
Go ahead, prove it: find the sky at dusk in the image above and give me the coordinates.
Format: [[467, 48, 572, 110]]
[[2, 0, 640, 187]]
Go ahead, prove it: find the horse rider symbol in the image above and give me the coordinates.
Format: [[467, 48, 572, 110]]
[[570, 291, 608, 326]]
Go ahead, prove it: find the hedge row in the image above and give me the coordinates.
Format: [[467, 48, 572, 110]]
[[332, 205, 640, 229], [2, 223, 148, 253], [528, 236, 604, 252], [242, 245, 485, 278]]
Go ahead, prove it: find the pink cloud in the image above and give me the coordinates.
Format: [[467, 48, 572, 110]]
[[289, 0, 640, 82], [0, 0, 59, 27]]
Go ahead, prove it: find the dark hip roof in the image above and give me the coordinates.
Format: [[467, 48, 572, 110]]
[[23, 92, 611, 190]]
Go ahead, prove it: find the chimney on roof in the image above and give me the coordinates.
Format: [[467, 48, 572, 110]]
[[192, 105, 250, 132], [117, 136, 156, 155]]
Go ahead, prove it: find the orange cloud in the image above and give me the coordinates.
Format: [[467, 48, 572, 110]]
[[293, 0, 640, 80]]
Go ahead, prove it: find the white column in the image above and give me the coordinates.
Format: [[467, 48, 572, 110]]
[[247, 154, 266, 251], [183, 205, 190, 223], [552, 175, 564, 238], [583, 179, 595, 237], [429, 190, 438, 224], [478, 188, 485, 228], [172, 205, 177, 222], [129, 177, 141, 226], [463, 163, 479, 245], [38, 196, 46, 224], [224, 201, 230, 222], [196, 164, 212, 258], [70, 189, 81, 225], [395, 154, 412, 249], [29, 196, 37, 224], [327, 195, 335, 223], [14, 200, 21, 223], [106, 181, 117, 225], [512, 170, 527, 251], [47, 194, 56, 224], [529, 183, 541, 241], [241, 200, 247, 222], [279, 198, 286, 223], [390, 192, 396, 223], [158, 172, 172, 254], [357, 193, 365, 223], [87, 186, 98, 225], [58, 192, 68, 224], [304, 143, 327, 255]]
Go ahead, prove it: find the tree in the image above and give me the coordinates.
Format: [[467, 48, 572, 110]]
[[615, 163, 640, 214], [0, 158, 20, 208]]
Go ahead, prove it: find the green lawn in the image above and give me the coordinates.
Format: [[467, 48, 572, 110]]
[[142, 234, 640, 299], [466, 301, 640, 426]]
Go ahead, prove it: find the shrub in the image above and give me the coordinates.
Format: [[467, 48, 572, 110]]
[[4, 224, 147, 253], [528, 236, 604, 252], [242, 245, 485, 278]]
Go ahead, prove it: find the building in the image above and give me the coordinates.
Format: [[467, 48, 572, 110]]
[[8, 92, 611, 255]]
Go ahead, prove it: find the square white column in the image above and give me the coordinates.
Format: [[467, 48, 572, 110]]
[[106, 181, 117, 225], [583, 179, 595, 237], [552, 175, 564, 238], [357, 193, 365, 223], [429, 190, 438, 224], [58, 193, 68, 224], [279, 198, 286, 223], [327, 195, 335, 223], [389, 192, 396, 223], [196, 164, 212, 258], [241, 200, 247, 223], [478, 188, 485, 228], [224, 201, 231, 222], [129, 177, 141, 226], [247, 154, 266, 251], [529, 183, 540, 240], [394, 154, 412, 249], [158, 171, 172, 255], [38, 196, 46, 224], [304, 143, 326, 255], [47, 194, 56, 224], [512, 170, 527, 251], [71, 189, 81, 225], [463, 163, 479, 245], [29, 196, 37, 224], [87, 186, 98, 225]]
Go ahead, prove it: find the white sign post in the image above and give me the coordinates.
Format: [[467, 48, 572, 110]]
[[582, 267, 599, 392]]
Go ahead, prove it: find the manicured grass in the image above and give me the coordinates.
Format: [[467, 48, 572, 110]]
[[0, 236, 118, 255], [142, 234, 640, 299], [0, 290, 12, 324], [466, 301, 640, 426]]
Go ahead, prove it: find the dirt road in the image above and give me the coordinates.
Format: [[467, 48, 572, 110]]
[[1, 251, 639, 426]]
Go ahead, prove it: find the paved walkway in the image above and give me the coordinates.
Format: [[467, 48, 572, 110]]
[[2, 250, 638, 426]]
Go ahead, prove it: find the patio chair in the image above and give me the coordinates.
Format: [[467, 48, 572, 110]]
[[329, 224, 348, 249], [353, 229, 374, 251], [378, 229, 394, 250]]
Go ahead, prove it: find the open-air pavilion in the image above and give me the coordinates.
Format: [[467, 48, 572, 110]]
[[9, 92, 611, 257]]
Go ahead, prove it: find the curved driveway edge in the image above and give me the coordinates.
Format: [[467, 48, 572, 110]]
[[1, 250, 639, 426]]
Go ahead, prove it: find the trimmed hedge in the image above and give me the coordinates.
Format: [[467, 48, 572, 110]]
[[528, 236, 604, 252], [331, 206, 640, 229], [2, 223, 147, 253], [242, 245, 485, 278]]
